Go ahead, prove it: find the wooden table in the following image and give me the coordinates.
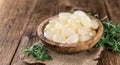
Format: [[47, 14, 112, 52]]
[[0, 0, 120, 65]]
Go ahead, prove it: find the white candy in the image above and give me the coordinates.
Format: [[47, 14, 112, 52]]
[[77, 27, 91, 35], [79, 34, 92, 42], [61, 27, 76, 37], [74, 11, 92, 28], [67, 16, 82, 31], [54, 22, 63, 29], [89, 30, 96, 37], [44, 31, 53, 40], [59, 12, 71, 21], [49, 17, 59, 24], [51, 28, 61, 34], [44, 11, 98, 43], [66, 34, 79, 43], [91, 19, 99, 29], [52, 33, 66, 43], [44, 23, 54, 31]]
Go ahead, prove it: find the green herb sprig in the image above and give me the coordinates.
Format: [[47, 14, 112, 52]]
[[92, 14, 120, 54], [23, 44, 52, 61]]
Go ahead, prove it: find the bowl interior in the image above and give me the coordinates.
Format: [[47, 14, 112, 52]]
[[37, 15, 103, 48]]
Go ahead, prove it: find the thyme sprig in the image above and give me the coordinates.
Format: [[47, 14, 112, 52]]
[[23, 44, 52, 61], [92, 14, 120, 54]]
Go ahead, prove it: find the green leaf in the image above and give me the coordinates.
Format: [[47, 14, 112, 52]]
[[23, 44, 52, 61], [93, 14, 120, 55]]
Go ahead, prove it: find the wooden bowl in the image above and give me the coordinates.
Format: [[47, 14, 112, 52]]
[[37, 15, 103, 54]]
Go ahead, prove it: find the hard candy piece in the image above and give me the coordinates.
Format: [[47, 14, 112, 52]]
[[61, 27, 76, 37], [67, 16, 82, 31], [52, 33, 66, 43], [80, 34, 92, 42], [77, 27, 91, 36], [44, 31, 53, 40], [91, 19, 99, 29], [74, 11, 92, 28], [49, 17, 59, 23], [66, 34, 79, 43], [59, 12, 71, 21], [89, 30, 96, 37]]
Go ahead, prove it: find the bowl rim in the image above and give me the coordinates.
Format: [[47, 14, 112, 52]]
[[37, 15, 103, 48]]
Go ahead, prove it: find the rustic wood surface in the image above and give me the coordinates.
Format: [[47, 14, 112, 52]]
[[0, 0, 120, 65]]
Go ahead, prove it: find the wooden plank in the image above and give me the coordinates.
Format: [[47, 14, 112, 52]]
[[11, 0, 60, 65], [104, 0, 120, 23], [11, 0, 108, 65], [98, 0, 120, 65], [0, 0, 37, 65]]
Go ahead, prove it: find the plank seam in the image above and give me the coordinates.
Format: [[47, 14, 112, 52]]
[[103, 0, 111, 20], [9, 0, 38, 65]]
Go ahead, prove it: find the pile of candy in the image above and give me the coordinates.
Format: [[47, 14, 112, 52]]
[[44, 11, 99, 43]]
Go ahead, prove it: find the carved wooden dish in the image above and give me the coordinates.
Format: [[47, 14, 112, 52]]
[[37, 15, 103, 53]]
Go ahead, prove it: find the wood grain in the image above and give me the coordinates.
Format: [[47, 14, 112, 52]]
[[11, 0, 60, 65], [10, 0, 108, 65], [105, 0, 120, 23], [0, 0, 37, 65], [0, 0, 120, 65], [98, 0, 120, 65]]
